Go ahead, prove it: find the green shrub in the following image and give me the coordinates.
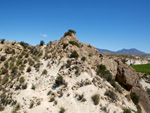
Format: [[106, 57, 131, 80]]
[[34, 63, 41, 70], [47, 90, 52, 95], [96, 64, 119, 91], [54, 100, 58, 105], [75, 68, 79, 75], [105, 90, 117, 101], [0, 56, 6, 61], [123, 108, 131, 113], [2, 76, 9, 85], [16, 59, 22, 66], [4, 61, 9, 68], [88, 53, 93, 57], [37, 101, 41, 106], [136, 104, 142, 113], [81, 57, 86, 61], [1, 68, 8, 75], [19, 64, 25, 71], [55, 75, 64, 86], [28, 58, 34, 66], [27, 67, 31, 72], [91, 94, 100, 105], [0, 39, 5, 44], [68, 29, 76, 34], [12, 103, 20, 113], [49, 97, 55, 102], [69, 41, 79, 47], [31, 84, 35, 90], [122, 59, 127, 64], [70, 51, 79, 59], [11, 66, 18, 74], [59, 107, 65, 113], [64, 29, 76, 37], [62, 43, 68, 49], [29, 102, 34, 108], [19, 77, 25, 84], [42, 69, 47, 75], [130, 92, 139, 105], [20, 41, 29, 49], [15, 85, 21, 90], [88, 44, 92, 48], [0, 104, 4, 111], [40, 40, 44, 46], [22, 83, 27, 89]]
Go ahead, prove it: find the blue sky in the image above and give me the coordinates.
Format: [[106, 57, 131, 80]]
[[0, 0, 150, 53]]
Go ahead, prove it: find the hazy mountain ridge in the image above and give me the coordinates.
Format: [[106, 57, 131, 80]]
[[97, 48, 150, 55]]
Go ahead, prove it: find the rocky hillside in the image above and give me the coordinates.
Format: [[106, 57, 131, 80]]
[[0, 30, 150, 113]]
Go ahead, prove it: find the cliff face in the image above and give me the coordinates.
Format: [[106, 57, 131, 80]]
[[0, 32, 149, 113]]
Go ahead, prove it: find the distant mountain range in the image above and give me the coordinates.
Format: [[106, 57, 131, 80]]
[[96, 48, 150, 55]]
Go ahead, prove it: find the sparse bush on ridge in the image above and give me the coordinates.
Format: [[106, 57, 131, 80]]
[[64, 29, 76, 37], [19, 77, 25, 84], [12, 103, 20, 113], [105, 90, 117, 101], [70, 51, 79, 59], [59, 107, 65, 113], [20, 41, 29, 49], [47, 90, 52, 95], [42, 69, 47, 75], [68, 29, 76, 34], [0, 56, 6, 61], [122, 59, 127, 64], [62, 42, 68, 49], [130, 92, 139, 105], [1, 68, 8, 75], [29, 102, 34, 108], [0, 39, 5, 44], [37, 101, 41, 106], [4, 61, 9, 68], [27, 67, 31, 72], [28, 58, 34, 66], [75, 68, 79, 75], [55, 75, 64, 86], [69, 41, 79, 47], [88, 44, 92, 48], [0, 104, 4, 111], [91, 94, 100, 105], [81, 57, 86, 61], [40, 40, 44, 46], [19, 64, 25, 71], [88, 53, 93, 57], [49, 97, 55, 102], [22, 83, 27, 89], [2, 75, 9, 85], [96, 64, 121, 92], [123, 108, 131, 113], [11, 66, 18, 74], [16, 59, 22, 66], [31, 84, 35, 90]]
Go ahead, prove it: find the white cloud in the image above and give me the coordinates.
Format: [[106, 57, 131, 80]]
[[40, 34, 48, 37]]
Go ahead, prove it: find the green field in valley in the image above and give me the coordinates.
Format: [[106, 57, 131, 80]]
[[131, 64, 150, 74]]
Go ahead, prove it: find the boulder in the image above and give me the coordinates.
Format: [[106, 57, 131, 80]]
[[115, 60, 139, 91]]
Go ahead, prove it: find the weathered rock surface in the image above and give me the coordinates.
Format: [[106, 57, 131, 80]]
[[132, 86, 150, 113], [115, 60, 139, 90]]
